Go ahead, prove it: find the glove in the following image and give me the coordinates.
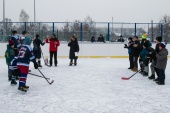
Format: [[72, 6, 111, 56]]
[[42, 41, 45, 45], [34, 62, 38, 69]]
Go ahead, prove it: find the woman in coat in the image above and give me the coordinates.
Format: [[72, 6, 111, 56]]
[[68, 35, 79, 66]]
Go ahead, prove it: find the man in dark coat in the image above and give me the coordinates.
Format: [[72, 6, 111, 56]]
[[68, 35, 80, 66], [33, 34, 45, 67]]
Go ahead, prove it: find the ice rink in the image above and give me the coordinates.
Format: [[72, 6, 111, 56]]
[[0, 58, 170, 113]]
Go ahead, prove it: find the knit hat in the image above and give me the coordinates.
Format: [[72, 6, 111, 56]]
[[142, 33, 147, 39], [159, 42, 166, 48], [156, 36, 162, 42], [8, 40, 14, 46], [52, 33, 56, 37], [128, 37, 133, 41], [36, 34, 40, 38], [143, 42, 148, 48], [12, 30, 17, 35], [25, 36, 31, 45], [22, 31, 27, 35]]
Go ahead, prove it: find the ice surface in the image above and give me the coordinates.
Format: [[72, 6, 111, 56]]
[[0, 58, 170, 113]]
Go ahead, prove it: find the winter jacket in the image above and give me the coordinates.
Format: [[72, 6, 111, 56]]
[[5, 44, 15, 65], [140, 46, 154, 61], [33, 38, 45, 50], [131, 40, 140, 57], [68, 39, 79, 59], [17, 45, 36, 67], [46, 38, 60, 52], [156, 48, 168, 70]]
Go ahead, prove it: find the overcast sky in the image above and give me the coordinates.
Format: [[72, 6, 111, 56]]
[[0, 0, 170, 23]]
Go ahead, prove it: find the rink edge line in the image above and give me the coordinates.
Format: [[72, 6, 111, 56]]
[[1, 56, 170, 58]]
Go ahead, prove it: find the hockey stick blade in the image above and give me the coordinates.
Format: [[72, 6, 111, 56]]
[[49, 80, 54, 85], [121, 77, 130, 80]]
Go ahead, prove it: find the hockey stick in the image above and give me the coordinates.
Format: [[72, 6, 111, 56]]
[[38, 68, 54, 85], [121, 69, 141, 80], [28, 72, 50, 80], [41, 49, 51, 67]]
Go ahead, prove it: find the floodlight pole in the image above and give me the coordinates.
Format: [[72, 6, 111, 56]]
[[34, 0, 36, 38], [3, 0, 5, 42]]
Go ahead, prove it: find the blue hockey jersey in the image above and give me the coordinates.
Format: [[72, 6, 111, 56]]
[[17, 45, 36, 67]]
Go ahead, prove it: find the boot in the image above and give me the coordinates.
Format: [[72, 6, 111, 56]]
[[18, 86, 27, 92], [23, 85, 29, 89], [148, 74, 155, 80], [69, 63, 73, 66], [38, 61, 42, 67], [132, 67, 138, 72], [74, 59, 77, 66], [11, 80, 17, 85], [142, 72, 148, 76]]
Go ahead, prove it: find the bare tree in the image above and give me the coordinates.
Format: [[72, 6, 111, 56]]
[[19, 9, 29, 22], [161, 15, 170, 42]]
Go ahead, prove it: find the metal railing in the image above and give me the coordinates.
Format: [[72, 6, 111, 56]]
[[0, 22, 163, 42]]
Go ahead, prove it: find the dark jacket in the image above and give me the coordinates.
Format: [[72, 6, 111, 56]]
[[33, 38, 45, 50], [68, 39, 79, 59], [5, 45, 15, 65], [156, 48, 168, 70], [131, 40, 140, 57]]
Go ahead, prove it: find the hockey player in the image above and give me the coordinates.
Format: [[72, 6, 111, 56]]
[[33, 34, 45, 67], [20, 31, 27, 46], [17, 37, 38, 92], [5, 40, 15, 81], [10, 30, 21, 55], [140, 40, 154, 76], [46, 34, 60, 67]]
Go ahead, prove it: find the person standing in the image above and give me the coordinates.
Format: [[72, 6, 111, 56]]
[[124, 37, 134, 69], [10, 30, 21, 55], [46, 34, 60, 67], [20, 31, 27, 46], [5, 40, 15, 81], [33, 34, 45, 67], [149, 36, 162, 80], [17, 37, 38, 92], [131, 36, 140, 72], [68, 35, 80, 66], [155, 42, 168, 85]]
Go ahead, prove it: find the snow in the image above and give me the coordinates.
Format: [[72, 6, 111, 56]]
[[0, 58, 170, 113]]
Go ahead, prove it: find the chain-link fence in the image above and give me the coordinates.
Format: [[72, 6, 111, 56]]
[[0, 22, 163, 42]]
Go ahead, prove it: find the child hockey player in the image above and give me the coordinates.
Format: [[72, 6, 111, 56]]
[[33, 34, 45, 67], [17, 37, 38, 92], [140, 40, 154, 76], [46, 34, 60, 67], [155, 42, 168, 85], [149, 36, 162, 80], [5, 40, 15, 81], [68, 35, 80, 66]]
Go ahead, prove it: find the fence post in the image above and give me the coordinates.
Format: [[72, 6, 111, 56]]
[[52, 22, 54, 34], [134, 23, 136, 36], [107, 23, 110, 41], [80, 23, 83, 41], [24, 22, 27, 32]]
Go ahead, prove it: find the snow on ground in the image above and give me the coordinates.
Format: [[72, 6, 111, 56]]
[[0, 58, 170, 113]]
